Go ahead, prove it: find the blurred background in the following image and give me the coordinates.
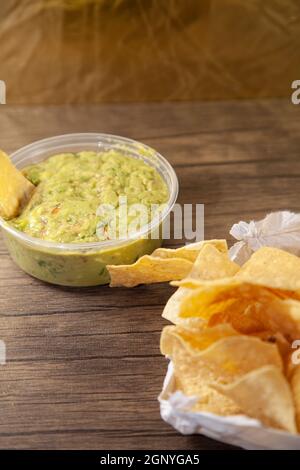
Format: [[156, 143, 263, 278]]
[[0, 0, 299, 104]]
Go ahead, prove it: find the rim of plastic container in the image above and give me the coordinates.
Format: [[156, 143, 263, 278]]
[[0, 133, 179, 252]]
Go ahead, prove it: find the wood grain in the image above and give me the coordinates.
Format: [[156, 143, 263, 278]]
[[0, 99, 299, 449]]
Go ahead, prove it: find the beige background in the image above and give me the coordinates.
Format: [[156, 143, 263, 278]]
[[0, 0, 299, 104]]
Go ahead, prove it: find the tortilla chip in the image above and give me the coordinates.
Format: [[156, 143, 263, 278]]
[[236, 247, 300, 294], [161, 327, 283, 416], [108, 240, 228, 287], [161, 324, 239, 354], [189, 244, 239, 280], [161, 326, 282, 372], [290, 365, 300, 432], [176, 246, 300, 294], [202, 337, 282, 375], [177, 280, 276, 320], [160, 327, 241, 415], [208, 302, 267, 335], [108, 255, 193, 287], [152, 239, 228, 262], [162, 244, 238, 325], [213, 366, 297, 434], [0, 150, 35, 219], [254, 298, 300, 340], [172, 275, 300, 338], [162, 286, 204, 327], [251, 331, 291, 363]]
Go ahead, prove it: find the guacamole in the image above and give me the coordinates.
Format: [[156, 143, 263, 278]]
[[10, 151, 169, 243], [2, 149, 171, 287]]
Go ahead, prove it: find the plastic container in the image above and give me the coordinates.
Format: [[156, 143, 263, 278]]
[[0, 133, 178, 286]]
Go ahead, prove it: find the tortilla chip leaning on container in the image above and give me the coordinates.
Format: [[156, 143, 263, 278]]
[[0, 150, 35, 220], [107, 239, 227, 287], [152, 239, 228, 262], [108, 255, 194, 287]]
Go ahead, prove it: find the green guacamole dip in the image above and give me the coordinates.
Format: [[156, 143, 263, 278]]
[[4, 150, 169, 287], [11, 151, 169, 243]]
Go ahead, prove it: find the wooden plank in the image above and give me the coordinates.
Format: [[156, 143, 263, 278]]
[[0, 98, 298, 449]]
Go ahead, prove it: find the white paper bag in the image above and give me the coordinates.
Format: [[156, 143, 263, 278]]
[[229, 211, 300, 264], [159, 211, 300, 449]]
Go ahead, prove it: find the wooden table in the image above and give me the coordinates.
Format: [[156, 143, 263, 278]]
[[0, 99, 299, 450]]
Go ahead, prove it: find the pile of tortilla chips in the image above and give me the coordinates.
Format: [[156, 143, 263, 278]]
[[107, 240, 300, 434]]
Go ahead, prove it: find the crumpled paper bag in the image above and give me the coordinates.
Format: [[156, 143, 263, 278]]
[[229, 211, 300, 265]]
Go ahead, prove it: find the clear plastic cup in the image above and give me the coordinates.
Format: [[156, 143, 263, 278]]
[[0, 133, 178, 286]]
